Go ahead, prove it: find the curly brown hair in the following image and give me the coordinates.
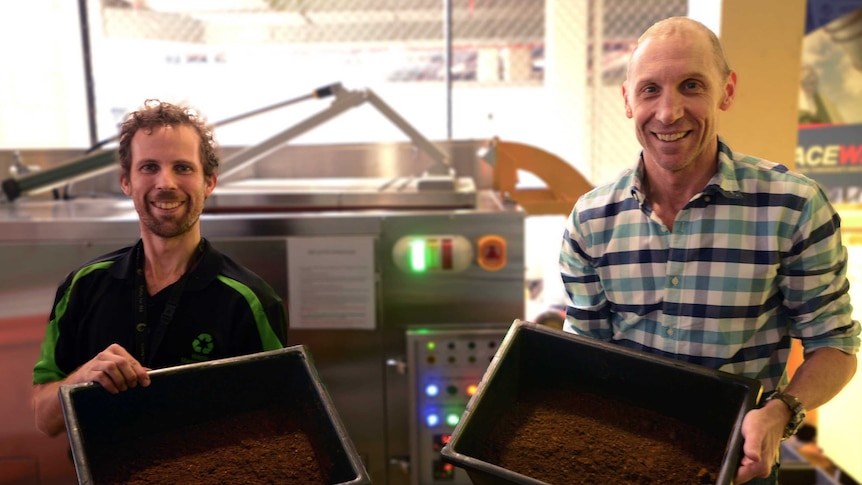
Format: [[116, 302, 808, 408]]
[[117, 99, 219, 179]]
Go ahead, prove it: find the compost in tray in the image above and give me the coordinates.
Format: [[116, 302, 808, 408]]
[[481, 387, 723, 485], [61, 346, 369, 485], [90, 404, 327, 485], [441, 321, 762, 485]]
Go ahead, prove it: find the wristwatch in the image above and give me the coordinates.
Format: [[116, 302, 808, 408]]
[[764, 391, 806, 440]]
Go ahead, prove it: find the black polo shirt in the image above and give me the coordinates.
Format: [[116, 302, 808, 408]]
[[34, 239, 287, 383]]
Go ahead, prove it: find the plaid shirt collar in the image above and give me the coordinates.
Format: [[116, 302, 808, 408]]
[[629, 136, 743, 207]]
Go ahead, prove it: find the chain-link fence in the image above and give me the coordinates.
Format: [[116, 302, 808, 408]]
[[84, 0, 684, 185], [587, 0, 687, 184]]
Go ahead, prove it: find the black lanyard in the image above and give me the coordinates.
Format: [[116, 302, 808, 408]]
[[133, 241, 201, 366]]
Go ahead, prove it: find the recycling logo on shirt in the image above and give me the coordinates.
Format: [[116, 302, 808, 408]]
[[192, 333, 214, 354]]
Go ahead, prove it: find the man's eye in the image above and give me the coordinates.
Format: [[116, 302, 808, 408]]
[[175, 165, 193, 173], [140, 164, 157, 173]]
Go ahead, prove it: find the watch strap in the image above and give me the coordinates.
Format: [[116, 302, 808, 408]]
[[766, 391, 806, 440]]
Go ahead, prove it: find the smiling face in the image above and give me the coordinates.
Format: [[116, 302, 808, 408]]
[[120, 124, 217, 240], [622, 21, 736, 178]]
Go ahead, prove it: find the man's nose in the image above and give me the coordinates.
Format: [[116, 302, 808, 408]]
[[155, 170, 178, 189], [656, 92, 684, 125]]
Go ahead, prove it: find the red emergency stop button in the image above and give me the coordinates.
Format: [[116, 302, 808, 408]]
[[477, 235, 507, 271]]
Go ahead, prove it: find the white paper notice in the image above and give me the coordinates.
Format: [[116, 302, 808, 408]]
[[287, 236, 376, 330]]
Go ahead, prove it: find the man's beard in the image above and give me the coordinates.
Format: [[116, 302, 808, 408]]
[[138, 198, 201, 238], [142, 212, 199, 238]]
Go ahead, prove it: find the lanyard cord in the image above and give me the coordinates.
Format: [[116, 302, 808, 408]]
[[134, 241, 202, 366]]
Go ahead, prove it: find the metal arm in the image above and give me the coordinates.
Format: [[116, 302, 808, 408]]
[[219, 83, 452, 182], [2, 83, 453, 203], [1, 150, 116, 203], [363, 88, 450, 175]]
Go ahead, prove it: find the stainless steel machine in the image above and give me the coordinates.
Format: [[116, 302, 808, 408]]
[[0, 87, 530, 484]]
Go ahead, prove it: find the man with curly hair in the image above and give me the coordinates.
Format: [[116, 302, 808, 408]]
[[32, 100, 288, 436]]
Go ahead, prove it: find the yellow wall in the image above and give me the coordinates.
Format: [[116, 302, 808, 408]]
[[720, 1, 861, 480], [718, 0, 808, 400], [719, 1, 809, 405], [718, 0, 806, 168]]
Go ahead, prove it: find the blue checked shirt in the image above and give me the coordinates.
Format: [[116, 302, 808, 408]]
[[560, 139, 861, 392]]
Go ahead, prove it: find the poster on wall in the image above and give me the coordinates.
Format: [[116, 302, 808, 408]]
[[796, 0, 862, 202]]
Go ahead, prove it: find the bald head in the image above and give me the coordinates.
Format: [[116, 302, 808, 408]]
[[626, 17, 731, 83]]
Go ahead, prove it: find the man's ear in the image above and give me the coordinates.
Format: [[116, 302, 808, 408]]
[[120, 173, 131, 196], [204, 174, 217, 199], [720, 71, 737, 111], [622, 83, 633, 119]]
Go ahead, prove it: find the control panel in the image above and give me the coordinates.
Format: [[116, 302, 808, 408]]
[[392, 234, 509, 274], [406, 326, 509, 485]]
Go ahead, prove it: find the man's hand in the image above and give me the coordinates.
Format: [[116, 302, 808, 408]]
[[734, 400, 789, 484], [32, 343, 151, 436], [70, 343, 151, 393]]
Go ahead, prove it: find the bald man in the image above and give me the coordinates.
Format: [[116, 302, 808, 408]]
[[560, 17, 859, 485]]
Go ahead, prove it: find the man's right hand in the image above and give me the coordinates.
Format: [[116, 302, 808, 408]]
[[71, 343, 151, 393], [32, 343, 151, 436]]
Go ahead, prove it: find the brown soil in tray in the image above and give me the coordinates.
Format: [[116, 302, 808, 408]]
[[479, 388, 726, 485], [89, 406, 327, 485]]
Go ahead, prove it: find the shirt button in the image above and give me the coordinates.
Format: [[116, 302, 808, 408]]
[[667, 328, 675, 336], [704, 196, 711, 203], [671, 277, 680, 286]]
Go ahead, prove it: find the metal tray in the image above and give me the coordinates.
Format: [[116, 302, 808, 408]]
[[60, 346, 370, 485], [441, 320, 762, 485]]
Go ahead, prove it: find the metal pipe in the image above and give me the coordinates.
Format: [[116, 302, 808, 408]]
[[87, 84, 342, 153], [219, 84, 451, 182], [218, 84, 361, 181], [78, 0, 97, 149], [443, 0, 453, 140], [1, 150, 116, 202], [0, 85, 344, 203], [1, 84, 449, 202]]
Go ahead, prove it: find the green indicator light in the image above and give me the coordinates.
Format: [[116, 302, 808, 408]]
[[427, 341, 436, 351], [446, 413, 460, 426], [410, 239, 427, 272], [427, 239, 441, 269]]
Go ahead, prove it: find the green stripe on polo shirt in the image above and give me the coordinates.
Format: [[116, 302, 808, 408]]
[[33, 261, 115, 384], [217, 275, 283, 351]]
